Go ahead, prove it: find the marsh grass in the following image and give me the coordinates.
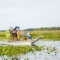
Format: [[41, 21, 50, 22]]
[[0, 45, 57, 56], [0, 45, 42, 56], [0, 30, 60, 40], [30, 30, 60, 40]]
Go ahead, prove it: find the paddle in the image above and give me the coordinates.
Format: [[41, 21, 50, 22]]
[[31, 36, 43, 46]]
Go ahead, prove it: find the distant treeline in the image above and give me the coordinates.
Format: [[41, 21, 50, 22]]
[[0, 30, 6, 32], [24, 27, 60, 31], [0, 27, 60, 32]]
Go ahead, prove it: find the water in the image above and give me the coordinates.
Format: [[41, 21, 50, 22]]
[[0, 40, 60, 60]]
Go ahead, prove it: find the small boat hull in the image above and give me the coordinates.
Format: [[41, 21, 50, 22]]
[[0, 36, 43, 46], [0, 41, 32, 46]]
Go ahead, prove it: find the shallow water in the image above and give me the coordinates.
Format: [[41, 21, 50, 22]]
[[0, 40, 60, 60]]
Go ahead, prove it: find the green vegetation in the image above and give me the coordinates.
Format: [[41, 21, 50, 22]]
[[0, 30, 60, 40], [0, 32, 6, 40], [30, 30, 60, 40], [0, 45, 57, 56], [0, 45, 42, 56]]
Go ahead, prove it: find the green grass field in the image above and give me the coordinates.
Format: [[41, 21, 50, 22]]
[[0, 30, 60, 40], [30, 30, 60, 40]]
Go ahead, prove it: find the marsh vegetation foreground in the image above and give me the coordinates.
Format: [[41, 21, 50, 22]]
[[0, 40, 60, 60]]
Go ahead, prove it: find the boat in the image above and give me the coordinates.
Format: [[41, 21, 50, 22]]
[[0, 36, 43, 46]]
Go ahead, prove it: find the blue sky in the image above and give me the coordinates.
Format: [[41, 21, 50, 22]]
[[0, 0, 60, 30]]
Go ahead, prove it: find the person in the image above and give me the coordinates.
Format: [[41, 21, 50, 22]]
[[21, 31, 28, 40], [15, 26, 20, 32], [17, 30, 22, 40], [9, 26, 14, 33], [9, 26, 14, 40], [26, 31, 32, 40], [12, 28, 17, 41], [6, 30, 10, 40]]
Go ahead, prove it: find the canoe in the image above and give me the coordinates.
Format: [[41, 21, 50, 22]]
[[0, 36, 43, 46]]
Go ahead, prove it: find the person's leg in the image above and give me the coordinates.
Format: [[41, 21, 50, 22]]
[[14, 33, 17, 41], [10, 33, 12, 40], [23, 36, 27, 40], [29, 35, 32, 40], [17, 34, 20, 41], [12, 33, 15, 41]]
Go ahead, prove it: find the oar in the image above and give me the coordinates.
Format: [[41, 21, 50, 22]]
[[31, 36, 43, 46]]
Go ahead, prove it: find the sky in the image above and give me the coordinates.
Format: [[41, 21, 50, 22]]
[[0, 0, 60, 30]]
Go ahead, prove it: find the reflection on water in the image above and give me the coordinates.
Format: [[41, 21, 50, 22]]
[[0, 40, 60, 60]]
